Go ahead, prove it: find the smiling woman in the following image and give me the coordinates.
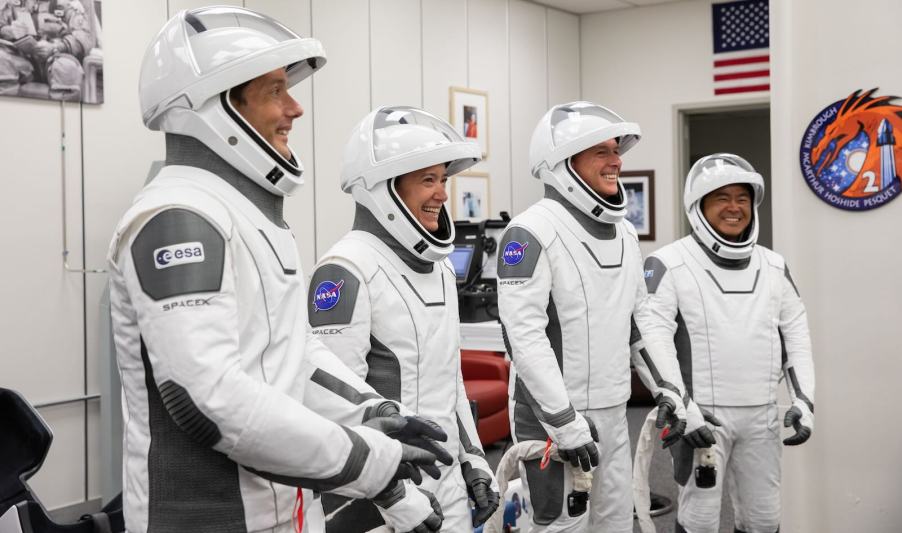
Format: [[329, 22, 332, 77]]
[[394, 163, 449, 232]]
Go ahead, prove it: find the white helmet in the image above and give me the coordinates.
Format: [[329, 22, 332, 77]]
[[341, 106, 481, 262], [139, 6, 326, 196], [529, 101, 641, 223], [684, 153, 765, 260]]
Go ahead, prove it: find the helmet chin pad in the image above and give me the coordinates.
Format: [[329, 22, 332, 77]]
[[540, 158, 627, 224], [352, 180, 455, 263]]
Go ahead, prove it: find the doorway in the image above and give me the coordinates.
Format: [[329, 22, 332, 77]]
[[677, 105, 772, 249]]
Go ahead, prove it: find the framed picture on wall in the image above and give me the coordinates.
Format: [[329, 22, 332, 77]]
[[452, 171, 490, 222], [619, 170, 655, 241], [449, 87, 489, 159], [0, 0, 105, 103]]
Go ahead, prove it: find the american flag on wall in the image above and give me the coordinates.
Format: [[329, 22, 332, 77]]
[[712, 0, 770, 96]]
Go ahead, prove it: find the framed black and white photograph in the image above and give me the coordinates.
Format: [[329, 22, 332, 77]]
[[620, 170, 655, 241], [0, 0, 104, 103], [452, 171, 490, 222], [449, 86, 488, 159]]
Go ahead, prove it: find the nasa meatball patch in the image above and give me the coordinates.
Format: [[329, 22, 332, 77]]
[[131, 209, 225, 301], [497, 226, 542, 279], [308, 263, 360, 327]]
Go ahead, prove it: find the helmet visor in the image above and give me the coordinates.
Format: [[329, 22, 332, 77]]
[[372, 106, 466, 163], [184, 7, 303, 75], [549, 102, 627, 147], [685, 154, 764, 208]]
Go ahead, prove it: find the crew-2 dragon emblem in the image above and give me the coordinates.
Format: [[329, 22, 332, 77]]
[[799, 88, 902, 211], [502, 241, 529, 266], [313, 279, 344, 312]]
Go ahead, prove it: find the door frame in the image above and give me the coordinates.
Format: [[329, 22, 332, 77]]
[[672, 97, 769, 237]]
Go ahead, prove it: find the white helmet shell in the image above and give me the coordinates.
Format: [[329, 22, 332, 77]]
[[529, 101, 641, 223], [139, 6, 326, 196], [684, 153, 765, 260], [341, 106, 481, 262]]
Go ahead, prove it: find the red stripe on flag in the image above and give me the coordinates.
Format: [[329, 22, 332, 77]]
[[713, 55, 769, 68], [714, 69, 770, 82], [714, 84, 770, 95]]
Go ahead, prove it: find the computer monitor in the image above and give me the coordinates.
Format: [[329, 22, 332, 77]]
[[449, 245, 475, 282]]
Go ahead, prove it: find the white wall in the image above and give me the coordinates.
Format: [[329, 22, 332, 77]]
[[771, 0, 902, 530], [583, 1, 902, 531], [581, 0, 766, 257], [0, 0, 578, 511]]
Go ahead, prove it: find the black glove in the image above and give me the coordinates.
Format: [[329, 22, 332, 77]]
[[557, 416, 599, 473], [373, 482, 444, 533], [462, 462, 499, 527], [683, 402, 721, 449], [385, 442, 442, 485], [364, 403, 454, 469], [654, 393, 687, 449], [782, 405, 812, 446]]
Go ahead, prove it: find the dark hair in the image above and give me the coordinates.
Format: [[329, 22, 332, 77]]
[[229, 80, 253, 107]]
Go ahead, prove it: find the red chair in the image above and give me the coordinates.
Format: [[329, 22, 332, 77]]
[[461, 350, 511, 446]]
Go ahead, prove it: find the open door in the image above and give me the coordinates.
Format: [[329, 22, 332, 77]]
[[677, 104, 772, 249]]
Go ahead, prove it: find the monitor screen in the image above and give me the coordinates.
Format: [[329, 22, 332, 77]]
[[449, 245, 475, 279]]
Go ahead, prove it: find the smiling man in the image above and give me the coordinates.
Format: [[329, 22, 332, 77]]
[[109, 8, 449, 533], [307, 106, 499, 533], [496, 101, 687, 533], [641, 154, 816, 533]]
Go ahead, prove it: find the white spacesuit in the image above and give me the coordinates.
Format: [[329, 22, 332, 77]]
[[309, 106, 500, 532], [111, 9, 444, 533], [641, 154, 815, 533], [497, 102, 686, 533]]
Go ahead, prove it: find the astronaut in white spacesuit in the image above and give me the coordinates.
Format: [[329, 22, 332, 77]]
[[642, 153, 815, 533], [496, 101, 688, 533], [109, 8, 448, 533], [308, 106, 500, 532]]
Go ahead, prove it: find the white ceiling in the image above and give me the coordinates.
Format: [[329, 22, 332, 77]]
[[531, 0, 688, 15]]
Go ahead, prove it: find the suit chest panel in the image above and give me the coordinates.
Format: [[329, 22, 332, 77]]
[[673, 248, 781, 375], [185, 181, 304, 383], [548, 221, 639, 320], [367, 259, 457, 376]]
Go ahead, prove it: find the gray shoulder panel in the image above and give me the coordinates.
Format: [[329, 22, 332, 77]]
[[131, 208, 225, 302], [497, 226, 543, 279], [309, 263, 361, 327], [644, 256, 668, 294]]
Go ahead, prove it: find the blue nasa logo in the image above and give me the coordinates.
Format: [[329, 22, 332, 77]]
[[502, 241, 529, 266], [313, 279, 345, 312], [799, 89, 902, 211], [644, 269, 654, 279]]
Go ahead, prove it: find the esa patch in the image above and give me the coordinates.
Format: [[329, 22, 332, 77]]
[[154, 242, 205, 270], [131, 209, 225, 301]]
